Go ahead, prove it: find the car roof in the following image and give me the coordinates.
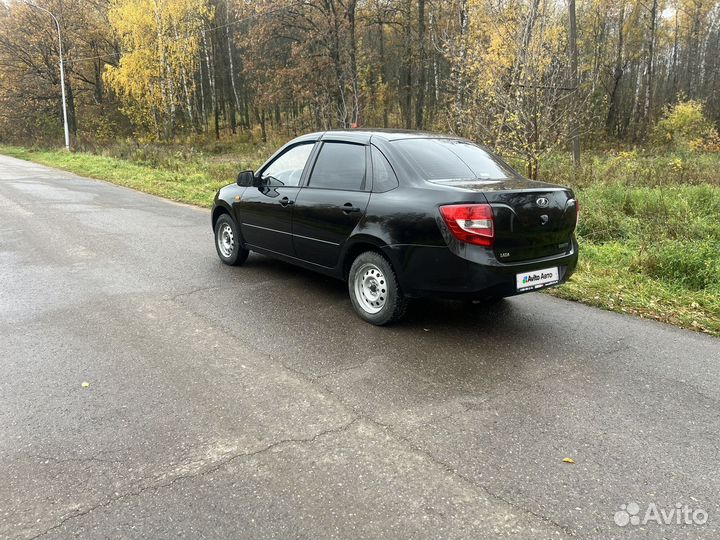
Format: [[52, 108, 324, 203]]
[[299, 129, 462, 144]]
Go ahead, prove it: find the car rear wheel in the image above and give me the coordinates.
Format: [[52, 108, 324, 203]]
[[348, 251, 407, 325], [214, 214, 249, 266]]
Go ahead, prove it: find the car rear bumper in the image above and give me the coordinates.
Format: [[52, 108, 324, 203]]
[[381, 238, 578, 299]]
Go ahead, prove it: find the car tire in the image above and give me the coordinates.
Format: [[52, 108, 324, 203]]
[[214, 214, 249, 266], [348, 251, 408, 325]]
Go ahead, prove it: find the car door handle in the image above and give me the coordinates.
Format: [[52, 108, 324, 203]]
[[279, 197, 295, 207], [342, 203, 361, 214]]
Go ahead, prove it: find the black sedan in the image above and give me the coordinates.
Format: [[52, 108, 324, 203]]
[[212, 130, 579, 325]]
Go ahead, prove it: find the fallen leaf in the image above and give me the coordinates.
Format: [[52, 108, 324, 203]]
[[562, 457, 575, 464], [81, 382, 90, 389]]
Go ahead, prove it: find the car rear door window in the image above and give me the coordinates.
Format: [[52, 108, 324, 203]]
[[371, 146, 399, 192], [307, 142, 367, 191]]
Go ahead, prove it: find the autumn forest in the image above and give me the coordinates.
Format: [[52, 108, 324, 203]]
[[1, 0, 720, 167]]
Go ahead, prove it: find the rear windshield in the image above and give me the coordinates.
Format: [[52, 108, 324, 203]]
[[392, 139, 514, 181]]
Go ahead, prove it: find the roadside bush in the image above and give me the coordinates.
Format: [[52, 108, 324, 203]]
[[652, 100, 719, 152]]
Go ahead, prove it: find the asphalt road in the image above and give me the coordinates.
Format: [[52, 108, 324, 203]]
[[1, 154, 719, 540]]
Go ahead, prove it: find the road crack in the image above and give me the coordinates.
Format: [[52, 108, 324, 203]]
[[313, 359, 371, 380], [121, 296, 575, 537], [165, 285, 221, 302], [358, 415, 574, 537], [26, 417, 361, 540]]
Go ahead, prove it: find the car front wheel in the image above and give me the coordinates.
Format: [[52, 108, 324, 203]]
[[348, 251, 407, 325], [214, 214, 249, 266]]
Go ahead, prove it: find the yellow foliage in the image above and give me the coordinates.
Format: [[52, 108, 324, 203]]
[[104, 0, 211, 138], [652, 100, 719, 152], [458, 0, 572, 175]]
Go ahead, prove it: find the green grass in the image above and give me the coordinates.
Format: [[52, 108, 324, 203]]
[[2, 142, 719, 336], [547, 242, 720, 335], [542, 153, 720, 336], [0, 141, 276, 207]]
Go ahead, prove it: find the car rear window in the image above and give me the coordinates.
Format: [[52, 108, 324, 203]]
[[392, 139, 513, 181]]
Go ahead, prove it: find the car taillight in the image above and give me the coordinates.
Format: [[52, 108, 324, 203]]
[[439, 204, 494, 247]]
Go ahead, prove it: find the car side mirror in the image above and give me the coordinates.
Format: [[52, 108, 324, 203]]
[[236, 170, 255, 187]]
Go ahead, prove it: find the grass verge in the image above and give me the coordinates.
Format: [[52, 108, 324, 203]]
[[2, 144, 718, 337], [0, 143, 271, 207], [547, 243, 719, 336]]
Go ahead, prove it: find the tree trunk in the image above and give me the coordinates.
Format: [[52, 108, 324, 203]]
[[327, 0, 348, 127], [568, 0, 580, 166], [198, 49, 207, 127], [347, 0, 359, 126], [454, 0, 468, 132], [202, 31, 217, 137], [686, 4, 702, 97], [401, 0, 413, 129], [260, 108, 267, 142], [226, 25, 241, 111], [641, 0, 657, 128], [379, 20, 388, 128], [606, 2, 625, 134], [93, 51, 104, 104], [65, 76, 77, 137], [415, 0, 426, 129], [214, 100, 220, 140], [670, 7, 679, 100]]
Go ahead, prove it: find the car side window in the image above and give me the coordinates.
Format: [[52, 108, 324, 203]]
[[371, 146, 399, 192], [307, 142, 367, 191], [261, 143, 314, 187]]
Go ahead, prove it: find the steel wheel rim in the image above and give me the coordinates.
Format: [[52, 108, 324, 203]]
[[354, 263, 387, 314], [217, 223, 235, 258]]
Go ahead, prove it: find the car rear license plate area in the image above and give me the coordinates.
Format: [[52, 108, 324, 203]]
[[516, 267, 559, 292]]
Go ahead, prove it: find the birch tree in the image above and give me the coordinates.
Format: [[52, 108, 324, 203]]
[[104, 0, 210, 138]]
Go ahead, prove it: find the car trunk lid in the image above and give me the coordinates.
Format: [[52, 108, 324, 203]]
[[437, 179, 578, 262]]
